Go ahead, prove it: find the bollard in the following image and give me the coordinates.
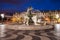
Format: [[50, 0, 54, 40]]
[[54, 24, 60, 36], [0, 24, 6, 37]]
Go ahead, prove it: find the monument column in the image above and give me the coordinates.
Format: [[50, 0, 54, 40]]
[[27, 6, 34, 25]]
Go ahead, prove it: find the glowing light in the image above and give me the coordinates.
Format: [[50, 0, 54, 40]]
[[58, 18, 60, 23], [56, 14, 59, 19], [1, 14, 4, 18]]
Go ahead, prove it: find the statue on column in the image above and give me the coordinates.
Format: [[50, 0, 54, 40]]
[[27, 6, 34, 25]]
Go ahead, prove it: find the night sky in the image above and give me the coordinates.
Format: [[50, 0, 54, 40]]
[[0, 0, 60, 12]]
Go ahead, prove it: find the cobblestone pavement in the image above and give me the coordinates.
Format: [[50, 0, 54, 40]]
[[0, 29, 60, 40]]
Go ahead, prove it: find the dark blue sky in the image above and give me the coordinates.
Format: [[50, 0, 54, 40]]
[[0, 0, 60, 12]]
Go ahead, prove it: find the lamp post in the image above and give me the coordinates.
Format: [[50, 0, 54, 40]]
[[0, 14, 6, 37], [1, 14, 4, 24]]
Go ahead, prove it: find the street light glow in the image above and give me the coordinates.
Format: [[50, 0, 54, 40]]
[[1, 14, 4, 18], [56, 14, 59, 19]]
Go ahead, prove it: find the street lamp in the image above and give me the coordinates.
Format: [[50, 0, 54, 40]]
[[1, 14, 4, 23], [0, 14, 6, 37]]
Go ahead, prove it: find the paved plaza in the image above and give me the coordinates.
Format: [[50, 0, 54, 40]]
[[0, 29, 60, 40], [0, 24, 60, 40]]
